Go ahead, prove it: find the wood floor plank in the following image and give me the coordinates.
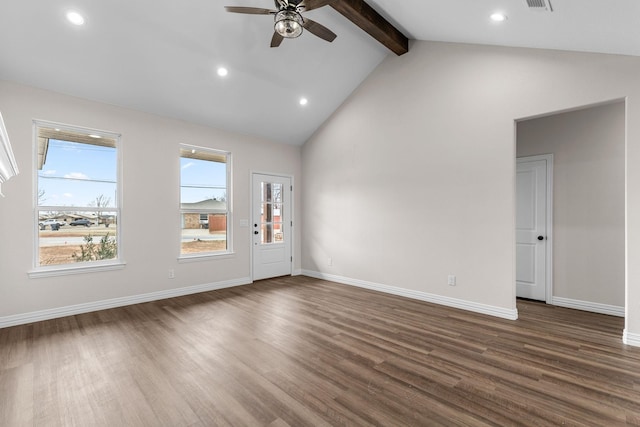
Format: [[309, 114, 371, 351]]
[[0, 363, 34, 426], [2, 276, 640, 425]]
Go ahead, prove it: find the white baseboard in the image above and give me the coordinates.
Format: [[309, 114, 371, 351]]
[[302, 270, 518, 320], [0, 276, 252, 329], [292, 268, 303, 276], [551, 296, 624, 317], [623, 329, 640, 347]]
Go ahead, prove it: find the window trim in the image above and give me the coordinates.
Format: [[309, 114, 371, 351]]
[[28, 261, 126, 279], [179, 144, 232, 260], [30, 120, 124, 275], [0, 112, 19, 196]]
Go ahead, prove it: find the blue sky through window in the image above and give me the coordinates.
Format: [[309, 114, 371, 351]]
[[38, 138, 227, 207], [180, 156, 227, 204], [38, 139, 116, 207]]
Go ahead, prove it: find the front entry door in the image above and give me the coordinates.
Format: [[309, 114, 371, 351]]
[[252, 173, 292, 280], [516, 156, 550, 301]]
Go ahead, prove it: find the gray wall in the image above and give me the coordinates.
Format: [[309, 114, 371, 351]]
[[302, 40, 640, 342], [517, 102, 625, 307]]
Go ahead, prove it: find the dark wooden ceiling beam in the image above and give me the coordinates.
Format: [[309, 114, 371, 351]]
[[330, 0, 409, 56]]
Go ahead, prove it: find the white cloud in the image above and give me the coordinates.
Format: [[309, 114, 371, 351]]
[[181, 162, 194, 170], [63, 193, 73, 198], [42, 169, 57, 175], [64, 172, 89, 180]]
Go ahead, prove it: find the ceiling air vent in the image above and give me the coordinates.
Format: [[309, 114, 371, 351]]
[[526, 0, 553, 12]]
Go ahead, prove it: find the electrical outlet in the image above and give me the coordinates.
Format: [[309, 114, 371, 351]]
[[447, 275, 456, 286], [169, 269, 175, 279], [328, 257, 333, 266]]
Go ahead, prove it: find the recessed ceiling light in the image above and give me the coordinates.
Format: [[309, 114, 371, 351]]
[[217, 67, 228, 77], [299, 97, 308, 106], [490, 12, 507, 22], [66, 11, 85, 26]]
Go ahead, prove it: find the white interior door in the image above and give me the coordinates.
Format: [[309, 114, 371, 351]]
[[516, 157, 550, 301], [252, 173, 292, 280]]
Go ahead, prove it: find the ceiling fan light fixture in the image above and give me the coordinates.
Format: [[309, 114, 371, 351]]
[[274, 10, 303, 38]]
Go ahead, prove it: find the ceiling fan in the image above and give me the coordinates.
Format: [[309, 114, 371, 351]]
[[225, 0, 337, 47]]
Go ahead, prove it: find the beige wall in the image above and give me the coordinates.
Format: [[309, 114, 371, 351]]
[[0, 80, 301, 319], [517, 102, 625, 307], [302, 40, 640, 342]]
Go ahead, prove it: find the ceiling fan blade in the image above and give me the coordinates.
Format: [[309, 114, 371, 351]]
[[302, 18, 337, 42], [224, 6, 276, 15], [271, 32, 284, 48], [299, 0, 334, 12]]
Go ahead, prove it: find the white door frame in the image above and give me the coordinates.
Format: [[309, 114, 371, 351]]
[[516, 154, 554, 304], [250, 171, 294, 281]]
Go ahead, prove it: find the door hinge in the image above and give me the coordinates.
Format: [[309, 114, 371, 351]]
[[290, 256, 293, 262], [291, 220, 293, 227], [290, 185, 293, 191]]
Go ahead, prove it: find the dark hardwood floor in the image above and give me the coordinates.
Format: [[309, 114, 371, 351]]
[[1, 275, 640, 426]]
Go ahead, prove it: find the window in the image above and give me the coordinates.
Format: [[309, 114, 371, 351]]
[[180, 145, 230, 257], [33, 121, 121, 271], [260, 182, 284, 243]]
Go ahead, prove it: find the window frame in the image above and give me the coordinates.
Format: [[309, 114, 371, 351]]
[[29, 120, 124, 278], [179, 144, 232, 260]]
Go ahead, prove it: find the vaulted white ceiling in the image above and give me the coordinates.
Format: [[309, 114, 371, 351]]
[[1, 0, 638, 145]]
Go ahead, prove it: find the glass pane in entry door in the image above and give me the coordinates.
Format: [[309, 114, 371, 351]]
[[260, 182, 284, 245]]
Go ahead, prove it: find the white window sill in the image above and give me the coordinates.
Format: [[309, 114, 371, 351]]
[[28, 261, 126, 278], [178, 252, 235, 263]]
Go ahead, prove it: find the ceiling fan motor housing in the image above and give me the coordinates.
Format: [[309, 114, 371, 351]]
[[225, 0, 337, 46], [274, 10, 304, 38]]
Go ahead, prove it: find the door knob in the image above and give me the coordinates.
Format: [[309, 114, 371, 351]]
[[537, 235, 544, 241], [254, 231, 259, 235]]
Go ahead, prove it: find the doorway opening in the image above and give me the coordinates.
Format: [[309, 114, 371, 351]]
[[515, 100, 625, 317]]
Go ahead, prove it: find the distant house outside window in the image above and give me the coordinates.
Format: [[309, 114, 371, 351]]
[[180, 145, 231, 257], [33, 121, 121, 271]]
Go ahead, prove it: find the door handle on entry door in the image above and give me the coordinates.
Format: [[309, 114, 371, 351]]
[[537, 235, 544, 241]]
